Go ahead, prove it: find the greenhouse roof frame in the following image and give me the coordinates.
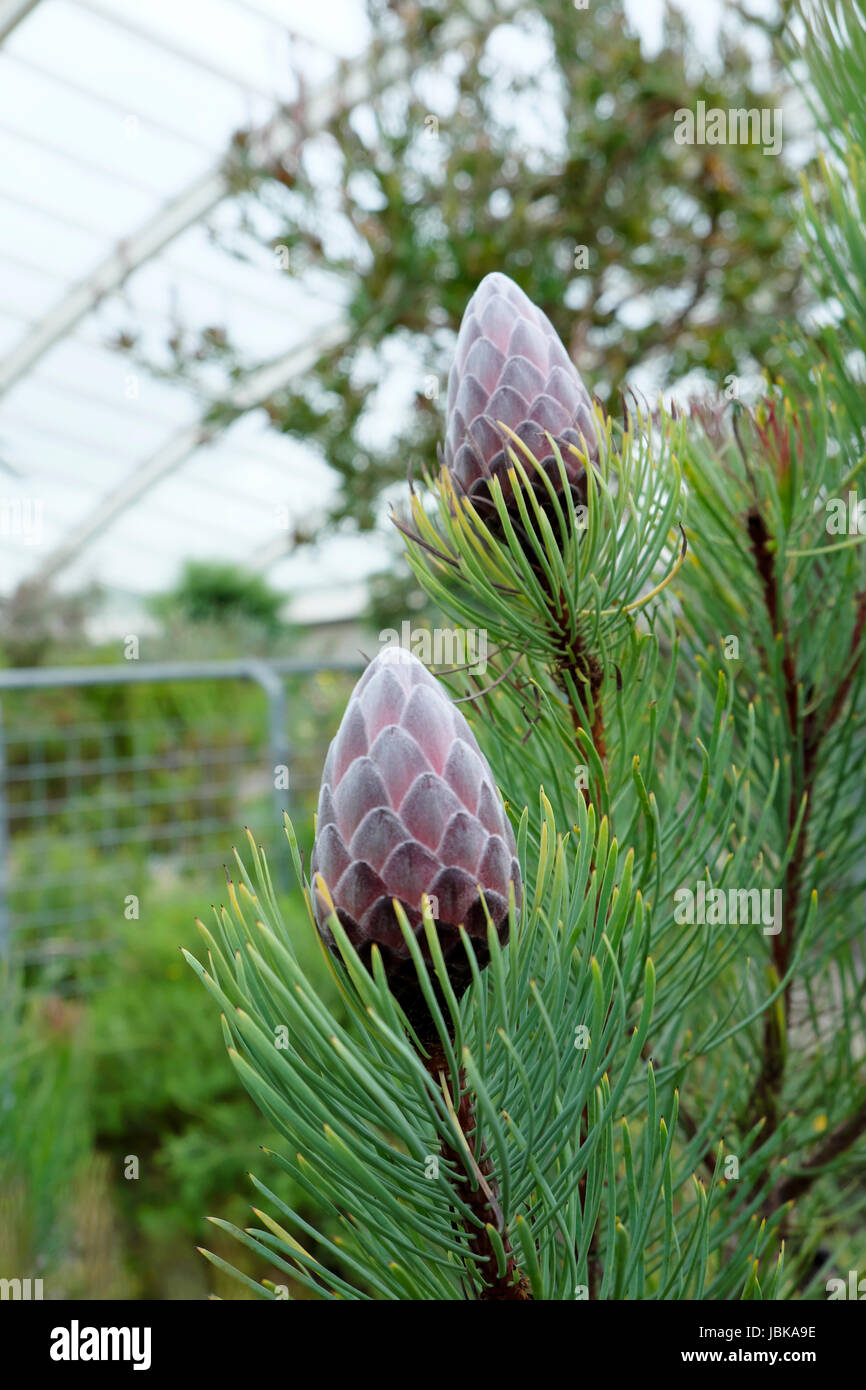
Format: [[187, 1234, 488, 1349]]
[[0, 0, 495, 617]]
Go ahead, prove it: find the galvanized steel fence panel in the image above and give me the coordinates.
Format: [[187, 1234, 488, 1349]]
[[0, 659, 361, 978]]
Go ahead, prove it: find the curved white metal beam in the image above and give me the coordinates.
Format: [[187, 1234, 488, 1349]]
[[7, 1, 504, 586], [0, 1, 490, 399], [0, 169, 231, 398], [0, 0, 40, 44]]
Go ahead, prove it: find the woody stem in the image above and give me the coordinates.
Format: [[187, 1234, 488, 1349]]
[[427, 1056, 532, 1300]]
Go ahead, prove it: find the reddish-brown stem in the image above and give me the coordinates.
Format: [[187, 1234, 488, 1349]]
[[744, 509, 866, 1144], [427, 1056, 532, 1300], [549, 586, 607, 808]]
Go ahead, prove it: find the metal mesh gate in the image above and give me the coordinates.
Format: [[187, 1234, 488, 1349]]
[[0, 659, 361, 985]]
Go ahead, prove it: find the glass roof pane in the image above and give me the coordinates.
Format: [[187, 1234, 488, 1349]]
[[0, 0, 382, 620]]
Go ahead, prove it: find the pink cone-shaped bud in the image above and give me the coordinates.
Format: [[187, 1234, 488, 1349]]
[[311, 646, 522, 1042], [444, 272, 596, 511]]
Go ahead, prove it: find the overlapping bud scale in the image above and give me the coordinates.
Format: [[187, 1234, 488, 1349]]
[[311, 647, 521, 1033], [444, 271, 597, 508]]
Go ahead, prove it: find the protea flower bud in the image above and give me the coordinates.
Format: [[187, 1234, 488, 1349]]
[[311, 646, 522, 1044], [444, 271, 596, 517]]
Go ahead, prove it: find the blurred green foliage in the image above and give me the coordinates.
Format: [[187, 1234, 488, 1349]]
[[0, 578, 98, 669], [147, 560, 298, 660], [0, 658, 360, 1298], [0, 875, 345, 1299], [150, 561, 286, 636]]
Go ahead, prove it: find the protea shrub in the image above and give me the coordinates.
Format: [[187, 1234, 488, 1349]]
[[311, 645, 522, 1047], [443, 271, 597, 528], [187, 8, 866, 1301]]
